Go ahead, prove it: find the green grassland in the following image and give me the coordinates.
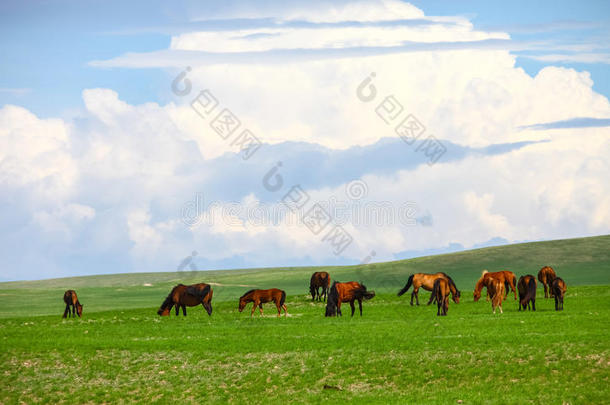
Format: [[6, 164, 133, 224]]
[[1, 235, 609, 403]]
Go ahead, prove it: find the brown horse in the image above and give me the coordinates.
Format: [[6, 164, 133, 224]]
[[63, 290, 83, 318], [238, 288, 287, 317], [157, 283, 213, 316], [551, 277, 567, 311], [517, 275, 537, 311], [432, 278, 450, 316], [488, 278, 505, 314], [473, 270, 517, 301], [397, 272, 461, 305], [310, 271, 331, 302], [325, 281, 375, 317], [537, 266, 557, 298]]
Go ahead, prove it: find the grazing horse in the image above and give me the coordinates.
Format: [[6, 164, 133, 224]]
[[325, 281, 375, 317], [551, 278, 567, 311], [537, 266, 557, 298], [238, 288, 287, 317], [397, 272, 461, 306], [157, 283, 213, 316], [63, 290, 83, 318], [473, 270, 517, 302], [310, 271, 331, 302], [518, 275, 537, 311], [488, 279, 505, 314], [432, 278, 450, 316]]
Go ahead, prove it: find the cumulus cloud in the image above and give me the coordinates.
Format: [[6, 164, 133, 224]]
[[1, 1, 610, 280]]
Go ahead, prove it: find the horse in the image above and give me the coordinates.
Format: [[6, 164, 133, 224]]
[[537, 266, 557, 298], [488, 278, 505, 314], [397, 272, 461, 306], [325, 281, 375, 317], [238, 288, 287, 317], [517, 275, 537, 311], [157, 283, 213, 316], [473, 270, 517, 302], [63, 290, 83, 318], [551, 277, 567, 311], [310, 271, 331, 302], [432, 278, 450, 316]]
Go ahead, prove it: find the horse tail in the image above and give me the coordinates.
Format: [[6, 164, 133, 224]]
[[397, 274, 414, 296], [527, 277, 536, 296], [359, 283, 376, 300], [432, 279, 440, 300], [325, 282, 339, 317], [280, 290, 286, 307]]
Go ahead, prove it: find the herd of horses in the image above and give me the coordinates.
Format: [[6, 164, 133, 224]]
[[61, 266, 568, 319]]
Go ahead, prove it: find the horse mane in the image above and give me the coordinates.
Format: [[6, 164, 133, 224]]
[[159, 294, 173, 311], [240, 289, 257, 299], [444, 274, 460, 296]]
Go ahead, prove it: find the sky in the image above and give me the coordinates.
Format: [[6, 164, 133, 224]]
[[1, 0, 609, 281]]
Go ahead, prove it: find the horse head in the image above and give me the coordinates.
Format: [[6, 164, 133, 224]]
[[452, 290, 461, 304], [76, 303, 83, 317], [238, 298, 247, 312], [473, 289, 481, 302]]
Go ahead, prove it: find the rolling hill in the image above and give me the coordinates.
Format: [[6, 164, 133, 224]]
[[0, 234, 608, 318]]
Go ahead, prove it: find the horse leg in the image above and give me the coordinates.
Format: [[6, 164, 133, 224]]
[[175, 304, 180, 316], [276, 300, 281, 317], [259, 302, 264, 316], [349, 301, 355, 317], [410, 290, 415, 306], [282, 304, 287, 317], [182, 305, 187, 316], [337, 301, 342, 317], [358, 299, 363, 316], [63, 303, 69, 318], [532, 298, 536, 311]]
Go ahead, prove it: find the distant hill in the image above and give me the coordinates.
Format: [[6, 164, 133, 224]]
[[0, 234, 608, 317]]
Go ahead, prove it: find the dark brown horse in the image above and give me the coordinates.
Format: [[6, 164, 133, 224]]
[[473, 270, 517, 301], [157, 283, 213, 316], [310, 271, 331, 302], [63, 290, 83, 318], [518, 275, 537, 311], [538, 266, 557, 298], [551, 277, 567, 311], [488, 278, 505, 314], [397, 272, 461, 306], [238, 288, 287, 317], [432, 278, 450, 316], [325, 281, 375, 317]]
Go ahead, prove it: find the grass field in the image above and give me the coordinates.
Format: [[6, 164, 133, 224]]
[[1, 235, 609, 403]]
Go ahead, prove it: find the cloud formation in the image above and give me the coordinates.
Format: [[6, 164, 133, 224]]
[[1, 1, 609, 280]]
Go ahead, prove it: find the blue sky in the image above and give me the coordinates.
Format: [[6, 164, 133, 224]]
[[1, 1, 609, 280], [1, 0, 609, 117]]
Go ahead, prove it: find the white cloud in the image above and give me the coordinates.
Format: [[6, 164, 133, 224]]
[[1, 1, 610, 280]]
